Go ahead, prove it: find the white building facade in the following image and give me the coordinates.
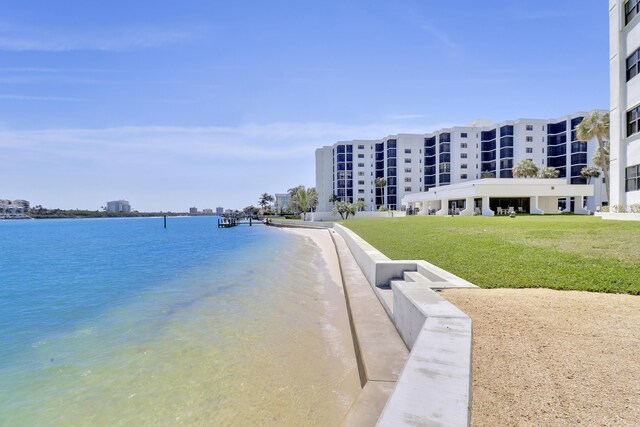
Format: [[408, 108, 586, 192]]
[[610, 0, 640, 207], [106, 200, 131, 213], [316, 112, 608, 213]]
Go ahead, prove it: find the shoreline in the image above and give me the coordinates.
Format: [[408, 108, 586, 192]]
[[278, 227, 362, 421]]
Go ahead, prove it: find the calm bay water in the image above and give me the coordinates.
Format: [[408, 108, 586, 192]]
[[0, 217, 359, 426]]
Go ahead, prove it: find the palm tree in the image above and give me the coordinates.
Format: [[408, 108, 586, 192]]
[[307, 187, 319, 212], [512, 159, 539, 178], [329, 194, 340, 206], [258, 193, 274, 210], [292, 186, 311, 220], [354, 199, 367, 212], [577, 111, 610, 201], [375, 177, 387, 210], [580, 166, 601, 184], [537, 167, 560, 179]]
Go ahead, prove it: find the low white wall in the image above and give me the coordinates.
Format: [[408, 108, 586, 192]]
[[597, 212, 640, 221], [332, 223, 476, 426], [310, 211, 406, 221]]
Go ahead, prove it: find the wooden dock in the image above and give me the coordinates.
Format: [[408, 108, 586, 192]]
[[217, 217, 259, 228]]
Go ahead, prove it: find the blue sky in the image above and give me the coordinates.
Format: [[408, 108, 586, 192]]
[[1, 0, 608, 211]]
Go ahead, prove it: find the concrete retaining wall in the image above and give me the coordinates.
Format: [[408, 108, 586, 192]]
[[331, 223, 477, 426], [310, 211, 406, 221]]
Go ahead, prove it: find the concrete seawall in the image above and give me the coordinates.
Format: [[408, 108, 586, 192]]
[[268, 219, 478, 426]]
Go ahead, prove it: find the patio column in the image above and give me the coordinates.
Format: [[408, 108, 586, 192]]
[[530, 196, 544, 214], [574, 196, 589, 214], [481, 196, 494, 216], [436, 199, 449, 216], [460, 197, 475, 216]]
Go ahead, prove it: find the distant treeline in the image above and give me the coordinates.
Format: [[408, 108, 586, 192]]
[[29, 209, 187, 219]]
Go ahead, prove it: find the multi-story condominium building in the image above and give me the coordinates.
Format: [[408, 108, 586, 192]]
[[610, 0, 640, 206], [216, 207, 224, 216], [106, 200, 131, 213], [315, 112, 608, 213], [274, 193, 293, 213]]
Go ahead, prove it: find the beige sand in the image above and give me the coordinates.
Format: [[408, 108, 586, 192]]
[[442, 288, 640, 426]]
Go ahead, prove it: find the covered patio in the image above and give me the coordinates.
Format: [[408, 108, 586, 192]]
[[402, 178, 594, 216]]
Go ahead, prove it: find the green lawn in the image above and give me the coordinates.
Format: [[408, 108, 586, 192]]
[[342, 215, 640, 295]]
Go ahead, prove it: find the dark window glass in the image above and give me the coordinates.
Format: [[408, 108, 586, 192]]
[[337, 145, 345, 154], [571, 153, 587, 165], [500, 137, 513, 148], [387, 167, 396, 176], [570, 117, 584, 129], [387, 177, 397, 186], [571, 177, 588, 184], [346, 145, 353, 153], [627, 105, 640, 137], [481, 129, 496, 140], [386, 139, 397, 148], [500, 147, 514, 158], [375, 143, 384, 152], [571, 141, 588, 153], [439, 133, 451, 143], [481, 152, 496, 162], [626, 0, 640, 25], [387, 149, 397, 157], [388, 158, 397, 167], [547, 121, 567, 134], [499, 170, 513, 178], [439, 143, 450, 153], [439, 153, 451, 163], [500, 125, 514, 137], [461, 132, 468, 138], [626, 164, 640, 191], [481, 140, 496, 151]]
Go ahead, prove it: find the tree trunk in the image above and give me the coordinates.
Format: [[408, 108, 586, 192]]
[[598, 136, 610, 202]]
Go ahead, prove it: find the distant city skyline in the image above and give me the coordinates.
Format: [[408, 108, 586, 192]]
[[0, 1, 608, 211]]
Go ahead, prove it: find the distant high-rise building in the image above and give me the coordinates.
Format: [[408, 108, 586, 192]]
[[106, 200, 131, 213], [202, 208, 213, 215], [216, 207, 224, 215], [274, 193, 292, 213], [189, 207, 198, 215]]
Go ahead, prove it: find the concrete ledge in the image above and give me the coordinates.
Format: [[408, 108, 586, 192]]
[[391, 281, 469, 350], [267, 219, 334, 229], [377, 317, 473, 427], [342, 381, 396, 427]]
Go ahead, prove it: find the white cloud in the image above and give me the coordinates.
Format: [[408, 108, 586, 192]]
[[0, 23, 202, 52]]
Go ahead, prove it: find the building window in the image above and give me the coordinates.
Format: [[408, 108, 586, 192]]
[[461, 174, 467, 179], [461, 133, 468, 138], [626, 164, 640, 191], [404, 177, 412, 182], [526, 147, 533, 153], [358, 171, 365, 176], [358, 144, 364, 149], [627, 48, 640, 81], [461, 163, 468, 169], [627, 105, 640, 137], [404, 168, 412, 173], [461, 143, 468, 149], [626, 0, 640, 25], [404, 186, 412, 192], [405, 158, 411, 163], [358, 153, 364, 158], [358, 180, 365, 185], [358, 162, 365, 167], [461, 153, 468, 159], [526, 136, 533, 142], [358, 189, 365, 194], [526, 125, 533, 131], [404, 148, 411, 154]]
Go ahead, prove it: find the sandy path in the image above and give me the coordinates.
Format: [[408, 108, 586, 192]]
[[442, 288, 640, 426]]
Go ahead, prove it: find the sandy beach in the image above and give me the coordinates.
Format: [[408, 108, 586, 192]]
[[442, 288, 640, 426]]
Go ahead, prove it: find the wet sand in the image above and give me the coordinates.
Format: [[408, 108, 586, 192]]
[[442, 288, 640, 426]]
